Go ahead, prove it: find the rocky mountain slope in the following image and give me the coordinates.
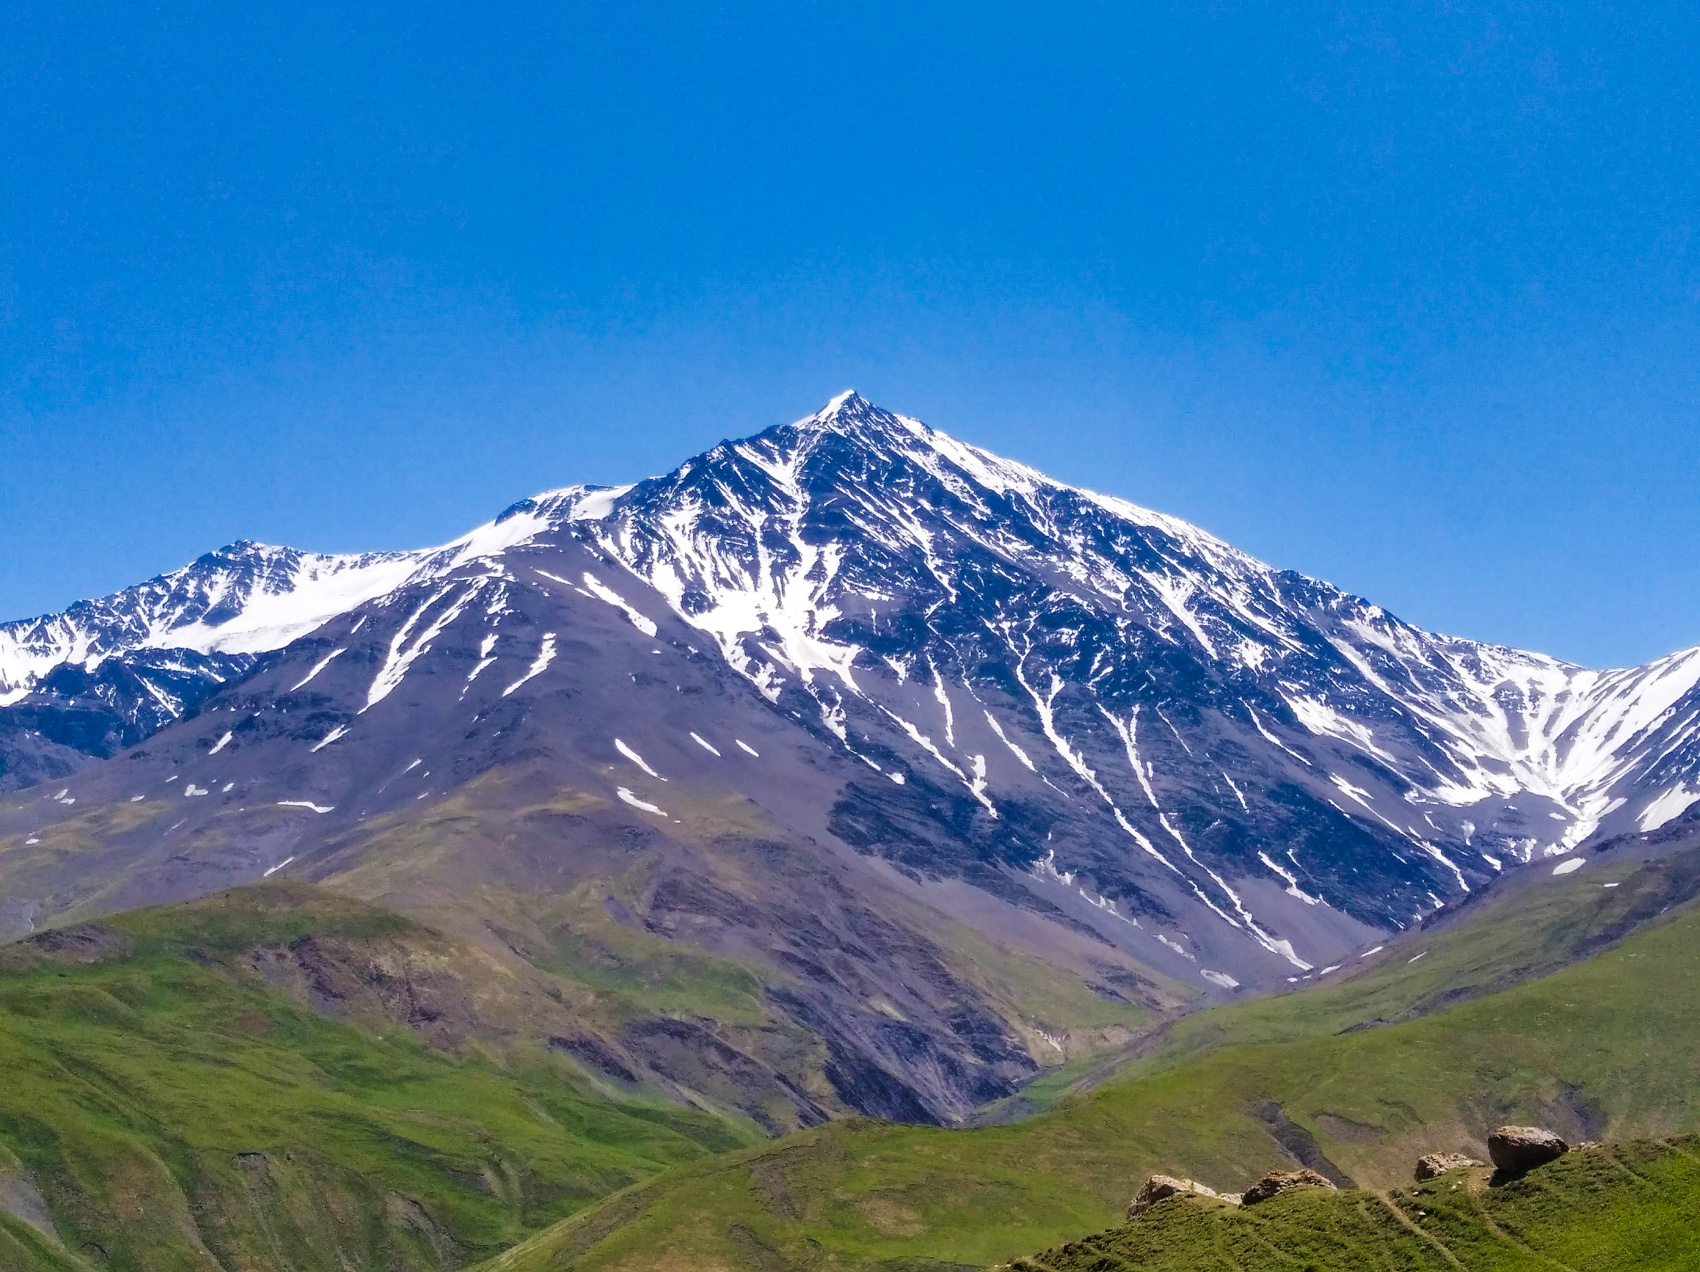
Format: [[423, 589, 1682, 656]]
[[2, 392, 1697, 1125]]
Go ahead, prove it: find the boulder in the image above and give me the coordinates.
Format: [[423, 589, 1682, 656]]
[[1241, 1168, 1338, 1206], [1414, 1152, 1485, 1180], [1127, 1174, 1233, 1217], [1487, 1126, 1568, 1173]]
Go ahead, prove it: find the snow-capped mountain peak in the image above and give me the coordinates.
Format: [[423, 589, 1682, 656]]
[[6, 393, 1700, 955], [565, 395, 1700, 875]]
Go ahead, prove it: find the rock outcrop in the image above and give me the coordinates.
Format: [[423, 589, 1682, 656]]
[[1128, 1174, 1237, 1216], [1488, 1125, 1569, 1173], [1241, 1168, 1338, 1206], [1415, 1152, 1485, 1180]]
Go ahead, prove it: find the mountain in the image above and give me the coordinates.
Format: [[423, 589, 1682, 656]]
[[2, 391, 1698, 1126], [0, 522, 558, 788]]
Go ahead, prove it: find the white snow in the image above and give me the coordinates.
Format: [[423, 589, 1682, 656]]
[[580, 573, 658, 637], [1156, 934, 1195, 960], [276, 801, 333, 814], [689, 732, 722, 756], [735, 739, 760, 757], [0, 485, 592, 707], [1242, 702, 1313, 767], [463, 632, 499, 693], [982, 710, 1036, 771], [1552, 856, 1586, 876], [616, 787, 667, 816], [310, 725, 349, 753], [289, 647, 347, 691], [877, 705, 994, 813], [1257, 851, 1321, 905], [501, 633, 558, 697], [208, 731, 234, 755], [1285, 694, 1396, 764], [1636, 785, 1699, 832], [365, 584, 477, 710], [1200, 969, 1239, 989], [566, 484, 634, 521], [1031, 848, 1074, 886], [262, 855, 295, 878], [615, 738, 665, 780], [1219, 769, 1249, 812]]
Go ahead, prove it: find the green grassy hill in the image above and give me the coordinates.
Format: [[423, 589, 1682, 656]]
[[0, 884, 759, 1272], [1009, 1137, 1700, 1271], [6, 836, 1697, 1270], [478, 844, 1700, 1271]]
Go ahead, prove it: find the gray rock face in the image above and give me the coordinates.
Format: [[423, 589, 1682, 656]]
[[1488, 1126, 1569, 1173], [1415, 1152, 1485, 1180], [1241, 1168, 1338, 1205], [1128, 1174, 1234, 1216]]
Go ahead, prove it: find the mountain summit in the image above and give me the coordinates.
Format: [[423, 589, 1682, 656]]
[[2, 394, 1698, 1122]]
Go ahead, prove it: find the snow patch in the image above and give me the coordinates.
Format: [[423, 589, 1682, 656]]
[[1156, 934, 1195, 960], [1637, 785, 1700, 832], [1257, 851, 1320, 905], [616, 787, 667, 816], [982, 710, 1036, 771], [310, 725, 349, 753], [501, 633, 557, 697], [289, 647, 347, 691], [579, 573, 659, 637], [615, 738, 665, 780]]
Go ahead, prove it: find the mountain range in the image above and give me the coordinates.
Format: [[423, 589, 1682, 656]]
[[3, 391, 1698, 1129]]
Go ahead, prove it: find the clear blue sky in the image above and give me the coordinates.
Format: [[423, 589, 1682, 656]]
[[2, 2, 1696, 668]]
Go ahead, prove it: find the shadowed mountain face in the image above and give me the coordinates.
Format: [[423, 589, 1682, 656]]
[[2, 392, 1698, 1123]]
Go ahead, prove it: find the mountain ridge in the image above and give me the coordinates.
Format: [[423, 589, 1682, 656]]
[[2, 392, 1698, 1127]]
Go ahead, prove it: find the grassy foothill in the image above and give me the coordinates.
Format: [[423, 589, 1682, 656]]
[[0, 885, 755, 1272], [1009, 1136, 1700, 1271], [479, 854, 1700, 1271]]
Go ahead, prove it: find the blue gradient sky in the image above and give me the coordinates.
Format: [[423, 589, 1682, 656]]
[[2, 2, 1696, 667]]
